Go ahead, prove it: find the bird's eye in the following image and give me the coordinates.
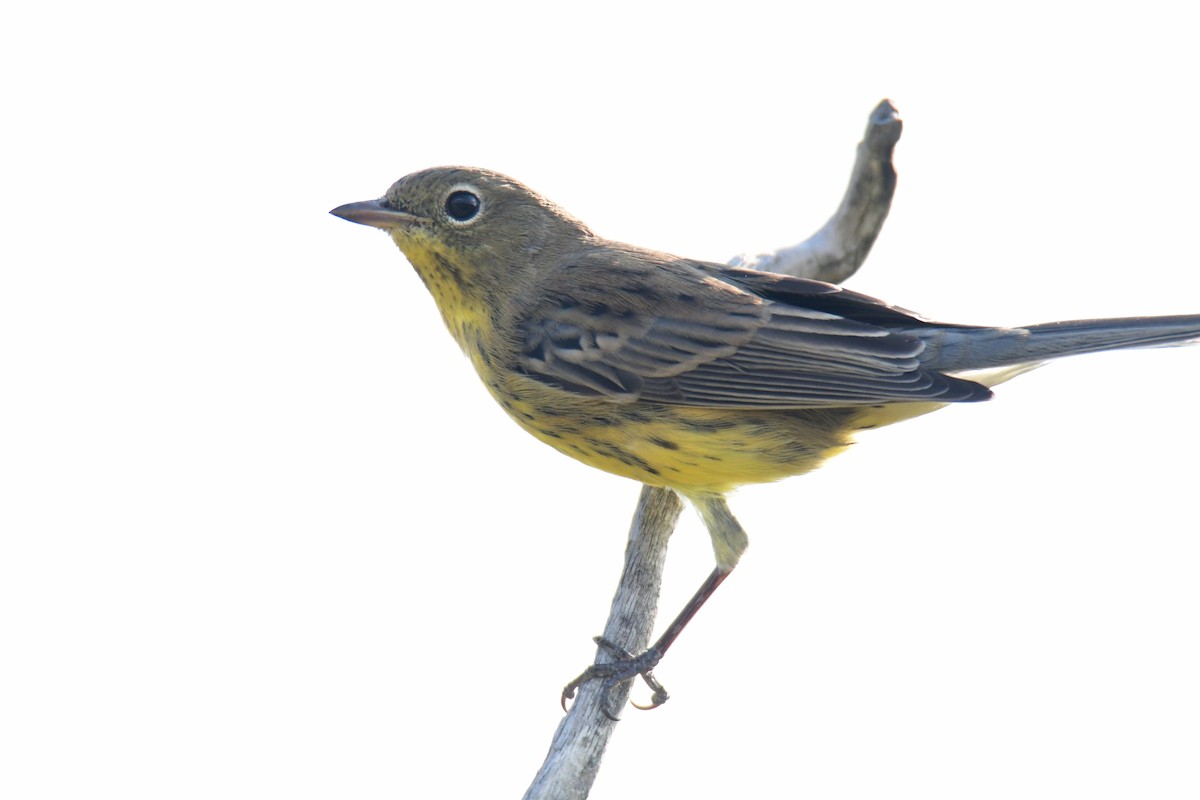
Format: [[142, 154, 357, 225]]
[[445, 190, 481, 223]]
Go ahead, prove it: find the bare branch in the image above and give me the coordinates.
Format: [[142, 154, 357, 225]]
[[729, 98, 902, 283], [523, 487, 682, 800], [523, 99, 904, 800]]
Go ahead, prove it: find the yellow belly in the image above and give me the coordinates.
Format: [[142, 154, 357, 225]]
[[490, 374, 865, 495]]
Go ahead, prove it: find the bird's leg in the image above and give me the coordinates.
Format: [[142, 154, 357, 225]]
[[562, 567, 731, 719], [561, 494, 746, 718]]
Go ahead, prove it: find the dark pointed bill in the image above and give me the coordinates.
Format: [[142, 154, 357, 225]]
[[329, 198, 424, 230]]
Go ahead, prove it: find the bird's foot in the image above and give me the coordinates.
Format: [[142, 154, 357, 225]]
[[560, 636, 669, 720]]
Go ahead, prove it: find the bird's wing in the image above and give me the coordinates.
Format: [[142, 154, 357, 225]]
[[517, 254, 989, 408]]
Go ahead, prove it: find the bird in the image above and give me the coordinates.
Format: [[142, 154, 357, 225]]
[[331, 166, 1200, 712]]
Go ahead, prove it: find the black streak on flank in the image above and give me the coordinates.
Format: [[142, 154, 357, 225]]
[[650, 437, 680, 450], [475, 340, 492, 368], [590, 440, 659, 476]]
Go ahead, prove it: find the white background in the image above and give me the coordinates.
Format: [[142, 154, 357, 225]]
[[4, 3, 1199, 798]]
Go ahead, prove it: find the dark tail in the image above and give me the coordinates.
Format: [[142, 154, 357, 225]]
[[917, 314, 1200, 372]]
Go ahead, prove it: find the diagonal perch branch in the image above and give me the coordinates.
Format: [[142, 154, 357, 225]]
[[523, 99, 904, 800]]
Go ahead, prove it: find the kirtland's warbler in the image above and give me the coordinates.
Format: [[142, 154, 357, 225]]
[[332, 166, 1200, 709]]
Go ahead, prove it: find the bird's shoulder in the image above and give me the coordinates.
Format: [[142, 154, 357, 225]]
[[525, 241, 766, 318], [529, 241, 934, 327]]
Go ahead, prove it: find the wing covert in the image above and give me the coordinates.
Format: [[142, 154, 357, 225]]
[[517, 254, 990, 407]]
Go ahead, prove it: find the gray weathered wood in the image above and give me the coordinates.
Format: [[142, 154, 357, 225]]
[[730, 98, 902, 282], [523, 486, 681, 800], [523, 98, 903, 800]]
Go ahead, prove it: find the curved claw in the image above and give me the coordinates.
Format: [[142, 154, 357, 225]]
[[628, 680, 669, 711], [561, 667, 593, 712]]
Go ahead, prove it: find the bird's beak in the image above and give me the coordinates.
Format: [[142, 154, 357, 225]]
[[329, 198, 424, 230]]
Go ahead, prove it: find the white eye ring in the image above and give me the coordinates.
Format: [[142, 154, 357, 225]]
[[444, 184, 483, 225]]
